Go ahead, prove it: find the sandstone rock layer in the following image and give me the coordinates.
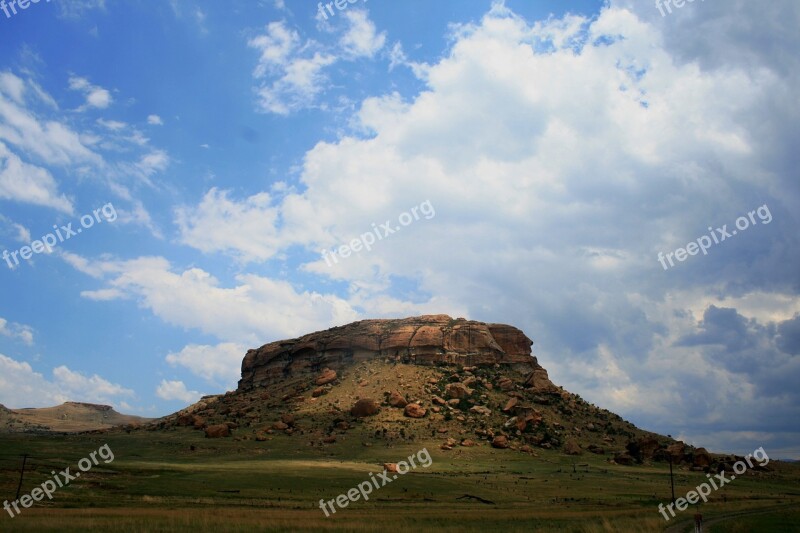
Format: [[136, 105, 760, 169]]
[[239, 315, 555, 392]]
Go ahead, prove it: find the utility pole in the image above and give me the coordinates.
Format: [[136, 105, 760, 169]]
[[15, 454, 28, 500], [694, 512, 704, 533], [669, 454, 676, 504]]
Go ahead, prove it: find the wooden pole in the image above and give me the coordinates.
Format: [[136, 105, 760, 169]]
[[694, 512, 703, 533], [669, 455, 676, 504], [15, 454, 28, 500]]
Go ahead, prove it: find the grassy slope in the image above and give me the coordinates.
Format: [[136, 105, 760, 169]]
[[1, 361, 797, 532], [0, 428, 797, 532]]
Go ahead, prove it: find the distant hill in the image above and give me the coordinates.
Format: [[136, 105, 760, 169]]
[[0, 401, 152, 433]]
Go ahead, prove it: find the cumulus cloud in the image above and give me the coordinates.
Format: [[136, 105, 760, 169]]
[[248, 10, 385, 114], [0, 72, 102, 167], [0, 141, 74, 213], [39, 2, 798, 456], [68, 255, 360, 345], [0, 318, 34, 345], [0, 354, 134, 408], [248, 21, 336, 114], [166, 343, 246, 389], [226, 2, 800, 456], [155, 379, 202, 403], [340, 10, 386, 59], [68, 75, 113, 110], [175, 188, 282, 263]]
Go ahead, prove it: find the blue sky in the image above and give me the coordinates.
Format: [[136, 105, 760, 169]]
[[1, 0, 798, 459]]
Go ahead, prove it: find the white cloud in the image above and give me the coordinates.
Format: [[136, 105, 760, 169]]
[[0, 72, 25, 104], [0, 354, 134, 409], [56, 0, 106, 18], [256, 54, 336, 115], [228, 3, 800, 455], [175, 188, 282, 263], [0, 73, 102, 167], [166, 343, 246, 389], [97, 118, 127, 131], [147, 114, 163, 125], [79, 288, 126, 301], [136, 150, 169, 178], [156, 379, 202, 403], [0, 318, 34, 345], [28, 80, 58, 109], [248, 21, 336, 114], [53, 366, 133, 399], [69, 255, 359, 344], [0, 141, 74, 213], [68, 75, 112, 110], [340, 10, 386, 59], [247, 12, 387, 114], [13, 222, 30, 243], [249, 21, 300, 77]]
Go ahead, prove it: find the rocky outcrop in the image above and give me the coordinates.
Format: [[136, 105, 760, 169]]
[[693, 448, 712, 468], [239, 315, 555, 391]]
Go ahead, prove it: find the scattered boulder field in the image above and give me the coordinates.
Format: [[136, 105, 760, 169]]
[[150, 315, 749, 473]]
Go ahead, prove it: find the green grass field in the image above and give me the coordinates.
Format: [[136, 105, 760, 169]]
[[1, 429, 798, 532]]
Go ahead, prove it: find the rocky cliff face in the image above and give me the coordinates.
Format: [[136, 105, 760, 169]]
[[238, 315, 555, 391]]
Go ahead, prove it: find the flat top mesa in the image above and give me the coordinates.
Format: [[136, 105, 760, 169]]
[[239, 314, 555, 392]]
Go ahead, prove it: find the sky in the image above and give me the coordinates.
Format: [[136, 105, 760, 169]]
[[0, 0, 798, 459]]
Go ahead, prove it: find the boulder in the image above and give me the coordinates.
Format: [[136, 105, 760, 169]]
[[564, 439, 582, 455], [387, 391, 408, 408], [204, 424, 230, 438], [350, 399, 380, 418], [614, 452, 635, 465], [491, 435, 509, 449], [315, 368, 337, 386], [502, 397, 518, 413], [404, 403, 427, 418], [637, 436, 661, 460], [497, 378, 514, 392], [523, 367, 557, 392], [666, 441, 686, 461], [693, 448, 712, 468], [445, 382, 473, 399]]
